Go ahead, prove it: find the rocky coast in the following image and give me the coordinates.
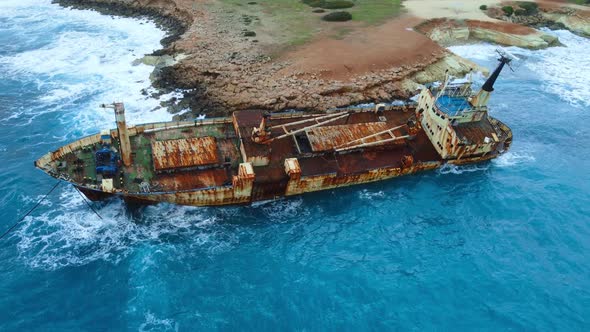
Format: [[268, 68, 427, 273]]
[[54, 0, 590, 119]]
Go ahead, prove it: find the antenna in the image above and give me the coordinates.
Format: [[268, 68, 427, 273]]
[[436, 69, 451, 100], [497, 46, 520, 61], [496, 47, 519, 72]]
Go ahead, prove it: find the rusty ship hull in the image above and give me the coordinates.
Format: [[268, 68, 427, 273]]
[[35, 56, 514, 207], [35, 101, 511, 207]]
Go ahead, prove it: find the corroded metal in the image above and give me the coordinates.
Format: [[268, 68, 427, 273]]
[[307, 122, 392, 152], [151, 137, 219, 171]]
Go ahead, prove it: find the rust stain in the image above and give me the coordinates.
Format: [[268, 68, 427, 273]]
[[151, 137, 219, 171], [454, 120, 496, 144], [285, 161, 441, 196], [306, 122, 394, 152], [155, 168, 229, 191]]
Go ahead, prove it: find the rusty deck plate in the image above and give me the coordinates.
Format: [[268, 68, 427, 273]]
[[454, 119, 495, 144], [151, 137, 219, 171], [306, 122, 393, 152]]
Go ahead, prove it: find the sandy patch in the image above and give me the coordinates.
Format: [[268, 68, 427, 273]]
[[277, 15, 446, 81], [404, 0, 502, 22]]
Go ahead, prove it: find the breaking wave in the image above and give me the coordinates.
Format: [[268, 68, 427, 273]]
[[437, 163, 490, 175], [449, 29, 590, 108], [493, 151, 536, 168], [14, 188, 229, 270], [0, 0, 173, 135]]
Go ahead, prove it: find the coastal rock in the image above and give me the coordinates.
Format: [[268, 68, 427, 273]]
[[409, 54, 487, 88], [418, 19, 560, 49], [470, 27, 558, 49], [487, 3, 590, 38], [542, 11, 590, 37]]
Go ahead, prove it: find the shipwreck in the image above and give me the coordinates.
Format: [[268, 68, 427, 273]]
[[35, 54, 514, 207]]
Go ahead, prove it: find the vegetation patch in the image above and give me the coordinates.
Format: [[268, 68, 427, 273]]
[[479, 5, 487, 10], [302, 0, 354, 10], [302, 0, 324, 7], [502, 5, 514, 16], [220, 0, 402, 48], [516, 1, 538, 15], [322, 11, 353, 22], [321, 1, 355, 9]]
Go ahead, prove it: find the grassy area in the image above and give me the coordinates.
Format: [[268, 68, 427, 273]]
[[349, 0, 403, 24], [568, 0, 590, 5], [218, 0, 404, 47]]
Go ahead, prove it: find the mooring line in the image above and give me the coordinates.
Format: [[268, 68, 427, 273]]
[[72, 185, 103, 220], [0, 180, 62, 240]]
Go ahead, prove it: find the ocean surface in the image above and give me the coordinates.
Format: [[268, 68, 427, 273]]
[[1, 1, 589, 330]]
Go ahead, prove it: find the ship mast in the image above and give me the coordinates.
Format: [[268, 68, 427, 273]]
[[100, 102, 132, 167], [470, 52, 513, 108]]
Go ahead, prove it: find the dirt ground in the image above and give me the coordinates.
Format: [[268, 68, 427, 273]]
[[275, 15, 446, 81]]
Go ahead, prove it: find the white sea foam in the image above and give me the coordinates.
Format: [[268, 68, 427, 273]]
[[437, 163, 489, 175], [14, 187, 225, 270], [0, 0, 174, 135], [449, 30, 590, 108], [527, 30, 590, 108], [493, 151, 536, 168], [138, 312, 177, 332], [358, 189, 386, 200], [259, 197, 309, 221]]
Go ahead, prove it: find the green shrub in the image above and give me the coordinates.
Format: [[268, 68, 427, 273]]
[[302, 0, 325, 7], [322, 11, 353, 22], [514, 8, 527, 16], [502, 5, 514, 16], [302, 0, 354, 9], [479, 5, 487, 10], [321, 1, 354, 9], [517, 1, 538, 15]]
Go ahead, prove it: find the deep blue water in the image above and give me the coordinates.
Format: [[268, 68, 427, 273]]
[[1, 1, 590, 330]]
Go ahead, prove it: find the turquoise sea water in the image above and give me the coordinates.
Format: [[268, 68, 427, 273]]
[[1, 1, 590, 330]]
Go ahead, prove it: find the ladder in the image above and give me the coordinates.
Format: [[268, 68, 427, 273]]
[[334, 124, 410, 152]]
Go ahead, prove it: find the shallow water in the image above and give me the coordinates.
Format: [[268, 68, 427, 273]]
[[1, 1, 589, 330]]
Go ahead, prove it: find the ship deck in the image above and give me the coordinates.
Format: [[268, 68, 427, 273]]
[[233, 108, 440, 200], [55, 107, 442, 196], [46, 102, 512, 200], [59, 121, 242, 193]]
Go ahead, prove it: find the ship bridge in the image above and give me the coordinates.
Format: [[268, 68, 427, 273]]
[[417, 54, 514, 160], [432, 79, 476, 116]]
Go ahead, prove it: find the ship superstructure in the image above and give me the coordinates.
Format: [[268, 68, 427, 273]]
[[35, 54, 513, 207]]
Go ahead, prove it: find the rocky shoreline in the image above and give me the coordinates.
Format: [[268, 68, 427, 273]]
[[54, 0, 189, 48], [486, 2, 590, 37], [52, 0, 589, 120]]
